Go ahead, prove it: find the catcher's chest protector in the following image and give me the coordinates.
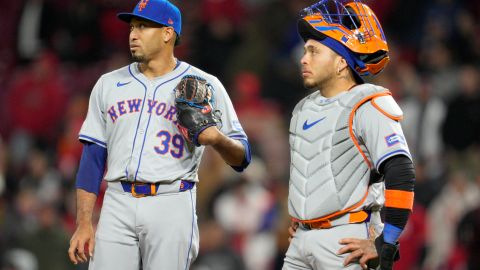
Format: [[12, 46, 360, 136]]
[[288, 84, 388, 221]]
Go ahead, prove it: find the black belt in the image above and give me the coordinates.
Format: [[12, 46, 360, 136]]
[[120, 180, 195, 197]]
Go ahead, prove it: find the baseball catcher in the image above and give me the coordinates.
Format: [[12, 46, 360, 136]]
[[175, 75, 222, 147], [283, 0, 415, 269]]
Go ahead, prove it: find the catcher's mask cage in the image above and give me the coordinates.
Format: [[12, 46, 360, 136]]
[[298, 0, 389, 77]]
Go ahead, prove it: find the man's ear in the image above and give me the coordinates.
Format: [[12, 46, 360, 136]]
[[163, 27, 176, 44], [337, 57, 349, 74]]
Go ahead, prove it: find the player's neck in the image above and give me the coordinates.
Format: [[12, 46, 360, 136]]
[[319, 75, 357, 98], [138, 54, 177, 80]]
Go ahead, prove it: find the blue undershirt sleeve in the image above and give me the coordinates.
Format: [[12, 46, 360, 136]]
[[383, 223, 403, 244], [76, 142, 107, 195], [231, 138, 251, 172]]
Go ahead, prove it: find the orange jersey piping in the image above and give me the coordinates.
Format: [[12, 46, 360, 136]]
[[348, 91, 392, 169], [371, 98, 403, 121]]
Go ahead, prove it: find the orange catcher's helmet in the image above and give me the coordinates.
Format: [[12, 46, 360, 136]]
[[298, 0, 389, 78]]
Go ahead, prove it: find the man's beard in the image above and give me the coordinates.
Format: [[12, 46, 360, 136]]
[[303, 73, 334, 91], [303, 79, 319, 90], [131, 53, 146, 63]]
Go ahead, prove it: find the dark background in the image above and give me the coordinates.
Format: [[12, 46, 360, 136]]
[[1, 0, 480, 269]]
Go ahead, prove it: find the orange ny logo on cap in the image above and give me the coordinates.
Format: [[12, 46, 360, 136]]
[[138, 0, 149, 11], [168, 18, 174, 25]]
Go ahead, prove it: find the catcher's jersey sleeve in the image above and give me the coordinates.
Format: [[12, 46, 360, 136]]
[[354, 100, 412, 171], [79, 77, 107, 148]]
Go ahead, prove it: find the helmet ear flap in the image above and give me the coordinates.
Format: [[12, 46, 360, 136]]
[[357, 51, 390, 75]]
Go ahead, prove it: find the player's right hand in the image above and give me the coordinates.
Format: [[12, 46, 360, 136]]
[[288, 220, 299, 243], [68, 223, 95, 265], [338, 225, 378, 269]]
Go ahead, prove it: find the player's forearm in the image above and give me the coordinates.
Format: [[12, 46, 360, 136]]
[[198, 126, 248, 167], [211, 134, 246, 167], [75, 188, 98, 226], [381, 155, 415, 242]]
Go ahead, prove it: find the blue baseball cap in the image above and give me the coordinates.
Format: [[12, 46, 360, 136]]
[[118, 0, 182, 36]]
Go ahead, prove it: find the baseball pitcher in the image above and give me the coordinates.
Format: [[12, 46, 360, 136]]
[[283, 1, 415, 269], [67, 0, 251, 269]]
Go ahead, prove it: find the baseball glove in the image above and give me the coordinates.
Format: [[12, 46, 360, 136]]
[[174, 75, 222, 146]]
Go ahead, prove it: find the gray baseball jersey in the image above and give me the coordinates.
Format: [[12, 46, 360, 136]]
[[288, 84, 411, 221], [284, 84, 411, 269], [79, 61, 247, 182], [79, 61, 247, 270]]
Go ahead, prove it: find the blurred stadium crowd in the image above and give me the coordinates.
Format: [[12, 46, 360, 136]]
[[0, 0, 480, 269]]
